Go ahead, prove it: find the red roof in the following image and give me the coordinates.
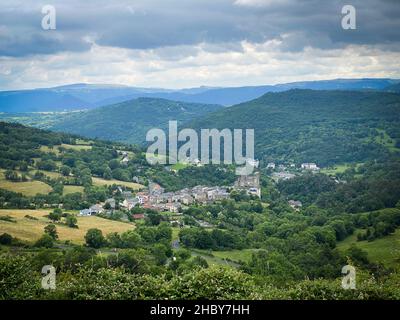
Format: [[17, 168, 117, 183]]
[[132, 214, 145, 219]]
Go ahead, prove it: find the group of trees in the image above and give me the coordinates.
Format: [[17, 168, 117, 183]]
[[179, 227, 245, 250], [4, 170, 28, 182], [47, 208, 78, 228], [83, 223, 172, 251], [356, 207, 400, 241], [149, 165, 236, 192], [275, 158, 400, 215]]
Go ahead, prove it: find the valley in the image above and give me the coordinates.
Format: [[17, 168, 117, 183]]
[[2, 0, 400, 304], [1, 86, 400, 300]]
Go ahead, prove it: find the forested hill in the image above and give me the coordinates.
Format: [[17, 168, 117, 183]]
[[385, 83, 400, 93], [51, 97, 223, 144], [187, 89, 400, 166]]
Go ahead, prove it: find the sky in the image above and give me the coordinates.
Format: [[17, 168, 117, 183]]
[[0, 0, 399, 90]]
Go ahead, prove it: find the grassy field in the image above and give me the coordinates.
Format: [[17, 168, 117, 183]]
[[61, 143, 92, 151], [373, 129, 400, 152], [39, 145, 61, 155], [192, 248, 260, 264], [190, 249, 240, 268], [76, 139, 93, 145], [0, 209, 135, 244], [40, 144, 92, 154], [0, 170, 53, 196], [338, 228, 400, 268], [29, 170, 62, 179], [171, 163, 189, 171], [321, 163, 362, 176], [210, 249, 261, 263], [0, 180, 52, 196], [92, 177, 144, 190], [63, 185, 85, 195]]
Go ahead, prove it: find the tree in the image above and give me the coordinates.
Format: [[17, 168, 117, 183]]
[[192, 256, 209, 268], [5, 170, 20, 182], [120, 230, 142, 248], [103, 167, 113, 180], [37, 159, 57, 171], [85, 228, 106, 248], [0, 233, 13, 245], [65, 214, 78, 228], [44, 224, 58, 240], [151, 243, 169, 265], [60, 165, 71, 176], [48, 208, 62, 222], [146, 211, 163, 226], [0, 254, 40, 299], [346, 245, 369, 267], [106, 232, 123, 248], [35, 234, 54, 248]]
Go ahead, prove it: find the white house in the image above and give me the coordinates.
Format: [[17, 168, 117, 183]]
[[267, 162, 276, 169], [246, 158, 259, 168], [122, 199, 138, 210], [301, 163, 319, 170]]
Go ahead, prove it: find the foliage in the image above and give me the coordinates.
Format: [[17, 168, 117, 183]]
[[84, 228, 106, 248], [34, 234, 54, 248], [44, 224, 58, 240]]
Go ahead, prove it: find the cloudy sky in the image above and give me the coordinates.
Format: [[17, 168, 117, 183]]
[[0, 0, 399, 90]]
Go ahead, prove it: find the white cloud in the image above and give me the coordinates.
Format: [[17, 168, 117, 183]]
[[1, 39, 399, 90], [233, 0, 290, 7]]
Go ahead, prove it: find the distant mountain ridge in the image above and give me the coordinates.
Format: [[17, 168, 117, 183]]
[[186, 89, 400, 166], [50, 97, 223, 143], [1, 78, 399, 112], [1, 89, 399, 168]]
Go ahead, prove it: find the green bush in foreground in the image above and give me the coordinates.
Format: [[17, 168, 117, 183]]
[[1, 254, 399, 300]]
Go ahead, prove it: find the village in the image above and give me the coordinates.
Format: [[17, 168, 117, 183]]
[[79, 171, 262, 220], [78, 160, 328, 219]]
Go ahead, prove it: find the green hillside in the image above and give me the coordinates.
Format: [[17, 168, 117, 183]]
[[338, 208, 400, 269], [188, 89, 400, 166], [51, 97, 223, 144]]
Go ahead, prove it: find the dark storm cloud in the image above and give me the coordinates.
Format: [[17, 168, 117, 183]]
[[0, 0, 399, 57]]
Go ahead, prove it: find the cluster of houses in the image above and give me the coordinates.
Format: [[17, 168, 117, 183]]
[[79, 171, 262, 217], [271, 171, 296, 182], [268, 162, 320, 182], [300, 163, 319, 170], [119, 183, 232, 214], [267, 162, 320, 171], [79, 203, 107, 216]]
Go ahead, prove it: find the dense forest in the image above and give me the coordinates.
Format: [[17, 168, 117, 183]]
[[188, 90, 400, 166], [50, 98, 223, 144]]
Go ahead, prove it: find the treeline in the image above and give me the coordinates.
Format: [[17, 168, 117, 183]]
[[1, 252, 400, 300], [150, 165, 237, 192], [276, 158, 400, 214], [179, 228, 245, 250], [188, 90, 400, 166], [355, 208, 400, 241]]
